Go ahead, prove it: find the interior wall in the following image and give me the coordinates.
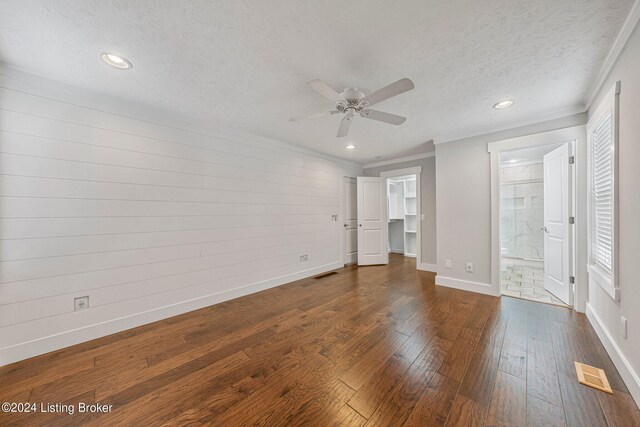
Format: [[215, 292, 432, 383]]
[[0, 67, 362, 365], [363, 155, 436, 268], [434, 113, 587, 294], [586, 21, 640, 404]]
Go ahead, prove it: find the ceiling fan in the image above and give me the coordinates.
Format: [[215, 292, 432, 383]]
[[290, 78, 415, 137]]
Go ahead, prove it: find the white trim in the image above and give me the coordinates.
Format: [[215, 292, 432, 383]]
[[487, 125, 585, 153], [586, 82, 620, 302], [379, 166, 423, 178], [435, 276, 500, 297], [585, 0, 640, 109], [586, 303, 640, 406], [417, 263, 438, 273], [0, 261, 342, 366], [588, 265, 619, 301], [488, 125, 588, 312], [363, 152, 435, 169]]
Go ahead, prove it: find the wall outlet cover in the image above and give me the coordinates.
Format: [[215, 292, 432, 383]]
[[465, 262, 474, 273], [74, 296, 89, 311], [445, 259, 452, 269]]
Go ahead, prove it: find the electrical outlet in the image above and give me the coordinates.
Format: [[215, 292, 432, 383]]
[[74, 296, 89, 311], [445, 259, 452, 269], [621, 316, 628, 339], [465, 262, 474, 273], [299, 254, 308, 262]]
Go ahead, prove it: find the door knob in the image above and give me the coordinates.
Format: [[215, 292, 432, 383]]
[[359, 224, 362, 227], [343, 224, 348, 227]]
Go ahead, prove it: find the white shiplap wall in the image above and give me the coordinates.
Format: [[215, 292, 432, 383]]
[[0, 68, 361, 365]]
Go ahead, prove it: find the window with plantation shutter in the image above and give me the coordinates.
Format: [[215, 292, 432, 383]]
[[587, 81, 619, 301], [591, 112, 613, 275]]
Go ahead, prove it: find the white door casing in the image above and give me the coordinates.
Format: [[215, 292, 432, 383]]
[[342, 177, 358, 264], [357, 177, 389, 266], [543, 143, 572, 305]]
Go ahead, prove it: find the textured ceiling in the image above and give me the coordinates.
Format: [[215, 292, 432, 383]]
[[0, 0, 633, 163]]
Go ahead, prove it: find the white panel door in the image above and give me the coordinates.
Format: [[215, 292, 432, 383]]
[[543, 144, 572, 305], [342, 177, 358, 264], [357, 177, 388, 266]]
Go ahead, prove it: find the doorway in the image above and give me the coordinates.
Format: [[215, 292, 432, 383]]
[[350, 166, 422, 267], [386, 174, 418, 258], [378, 166, 422, 265], [499, 143, 574, 307]]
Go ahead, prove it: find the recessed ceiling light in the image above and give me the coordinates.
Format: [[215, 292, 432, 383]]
[[508, 159, 518, 163], [345, 144, 356, 150], [101, 52, 132, 69], [493, 100, 514, 109]]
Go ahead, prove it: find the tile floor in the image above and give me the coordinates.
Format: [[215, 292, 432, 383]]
[[500, 258, 569, 307]]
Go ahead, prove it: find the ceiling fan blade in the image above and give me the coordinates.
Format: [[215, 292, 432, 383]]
[[337, 111, 354, 137], [290, 110, 339, 122], [360, 109, 406, 125], [307, 79, 342, 101], [363, 78, 414, 107]]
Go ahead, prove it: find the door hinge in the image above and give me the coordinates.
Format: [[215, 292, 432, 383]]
[[569, 155, 575, 165], [569, 276, 575, 284], [569, 216, 575, 224]]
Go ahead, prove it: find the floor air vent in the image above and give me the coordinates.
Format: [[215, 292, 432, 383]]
[[575, 362, 613, 394], [314, 272, 338, 280]]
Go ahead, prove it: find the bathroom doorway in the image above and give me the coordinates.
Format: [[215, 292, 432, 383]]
[[499, 143, 574, 307]]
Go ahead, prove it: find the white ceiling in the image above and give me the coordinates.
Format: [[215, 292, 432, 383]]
[[0, 0, 634, 164]]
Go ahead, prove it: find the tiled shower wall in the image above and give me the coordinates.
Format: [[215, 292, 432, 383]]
[[500, 162, 544, 260]]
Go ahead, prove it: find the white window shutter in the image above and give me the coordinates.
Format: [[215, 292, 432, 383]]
[[591, 112, 614, 275]]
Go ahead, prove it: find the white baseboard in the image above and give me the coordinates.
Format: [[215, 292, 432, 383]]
[[586, 303, 640, 406], [417, 263, 438, 273], [435, 275, 499, 297], [0, 262, 342, 366]]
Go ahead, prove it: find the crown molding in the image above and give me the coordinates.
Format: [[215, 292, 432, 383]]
[[585, 0, 640, 110], [362, 151, 435, 169]]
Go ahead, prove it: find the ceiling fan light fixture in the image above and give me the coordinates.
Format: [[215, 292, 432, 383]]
[[101, 52, 132, 69], [493, 100, 514, 109], [345, 144, 356, 150], [291, 78, 414, 138]]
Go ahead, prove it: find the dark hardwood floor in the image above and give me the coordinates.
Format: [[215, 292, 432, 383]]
[[1, 254, 639, 426]]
